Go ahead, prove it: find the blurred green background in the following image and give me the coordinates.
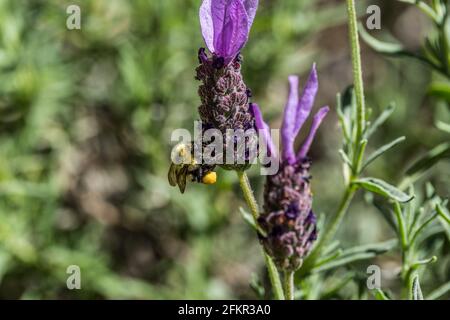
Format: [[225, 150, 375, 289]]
[[0, 0, 448, 299]]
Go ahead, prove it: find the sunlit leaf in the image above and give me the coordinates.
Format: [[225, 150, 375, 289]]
[[359, 25, 405, 54], [354, 177, 414, 203]]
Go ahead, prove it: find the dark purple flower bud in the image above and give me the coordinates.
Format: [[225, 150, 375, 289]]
[[200, 0, 259, 65], [254, 65, 329, 271]]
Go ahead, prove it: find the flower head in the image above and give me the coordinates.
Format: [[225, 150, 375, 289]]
[[196, 1, 260, 172], [254, 65, 329, 271], [200, 0, 258, 64]]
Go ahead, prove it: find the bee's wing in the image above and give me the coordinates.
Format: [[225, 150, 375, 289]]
[[168, 163, 179, 187], [177, 166, 189, 194]]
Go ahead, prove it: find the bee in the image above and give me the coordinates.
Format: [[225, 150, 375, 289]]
[[168, 142, 217, 193]]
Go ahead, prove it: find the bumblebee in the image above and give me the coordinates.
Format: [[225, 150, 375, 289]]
[[168, 143, 217, 193]]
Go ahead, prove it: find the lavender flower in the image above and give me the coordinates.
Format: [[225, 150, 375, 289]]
[[253, 65, 329, 271], [196, 0, 259, 171], [168, 0, 259, 192]]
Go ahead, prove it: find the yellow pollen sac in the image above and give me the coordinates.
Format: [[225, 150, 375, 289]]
[[202, 172, 217, 185]]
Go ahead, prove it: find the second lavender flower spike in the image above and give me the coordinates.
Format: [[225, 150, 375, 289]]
[[253, 65, 329, 272]]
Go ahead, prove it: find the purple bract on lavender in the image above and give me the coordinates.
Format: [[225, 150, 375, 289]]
[[252, 65, 329, 271]]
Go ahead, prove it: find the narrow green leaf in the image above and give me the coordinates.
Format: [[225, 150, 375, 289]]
[[410, 213, 439, 246], [314, 249, 343, 269], [406, 142, 450, 176], [409, 206, 425, 237], [362, 137, 406, 170], [427, 281, 450, 300], [411, 274, 424, 300], [263, 253, 284, 300], [397, 0, 439, 22], [364, 103, 395, 139], [410, 256, 437, 270], [372, 198, 397, 231], [374, 288, 390, 300], [311, 252, 376, 274], [311, 240, 397, 274], [339, 149, 354, 170], [405, 185, 416, 231], [249, 273, 265, 299], [354, 139, 368, 173], [437, 204, 450, 242], [436, 204, 450, 225], [323, 240, 341, 256], [359, 24, 405, 54], [239, 207, 266, 237], [321, 273, 355, 299], [341, 239, 397, 256], [354, 177, 414, 203]]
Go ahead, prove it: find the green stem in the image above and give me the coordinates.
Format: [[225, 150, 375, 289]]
[[237, 171, 259, 221], [346, 0, 366, 142], [393, 202, 408, 251], [237, 171, 284, 300], [283, 271, 294, 300], [300, 0, 367, 276]]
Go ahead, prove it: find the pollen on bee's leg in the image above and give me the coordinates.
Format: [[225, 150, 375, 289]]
[[202, 171, 217, 185]]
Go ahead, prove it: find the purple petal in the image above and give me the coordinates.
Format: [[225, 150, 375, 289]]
[[281, 76, 299, 164], [293, 64, 319, 138], [297, 106, 329, 160], [214, 0, 249, 63], [243, 0, 259, 30], [250, 103, 277, 158], [199, 0, 215, 53]]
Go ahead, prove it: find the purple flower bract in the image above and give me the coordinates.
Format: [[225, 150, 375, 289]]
[[200, 0, 258, 64]]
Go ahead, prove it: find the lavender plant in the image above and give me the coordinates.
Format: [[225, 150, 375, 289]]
[[168, 0, 449, 300], [299, 0, 450, 300]]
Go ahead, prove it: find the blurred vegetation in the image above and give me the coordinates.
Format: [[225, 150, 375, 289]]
[[0, 0, 448, 299]]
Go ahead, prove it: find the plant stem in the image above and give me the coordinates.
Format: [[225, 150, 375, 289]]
[[301, 0, 367, 276], [237, 170, 259, 221], [346, 0, 366, 141], [283, 271, 294, 300], [237, 170, 285, 300]]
